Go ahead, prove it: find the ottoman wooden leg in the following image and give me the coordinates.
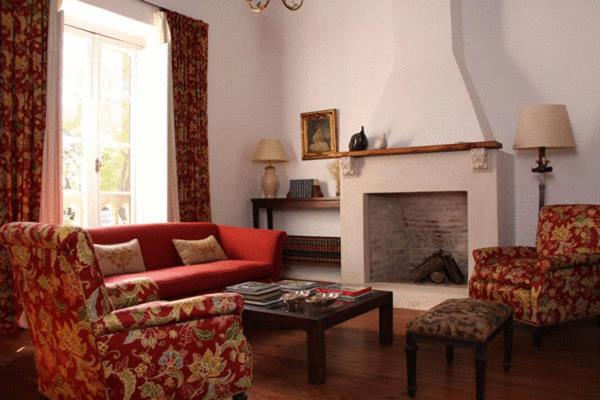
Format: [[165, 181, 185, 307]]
[[445, 345, 454, 364], [532, 327, 543, 348], [504, 316, 513, 372], [475, 344, 487, 400], [405, 333, 418, 397]]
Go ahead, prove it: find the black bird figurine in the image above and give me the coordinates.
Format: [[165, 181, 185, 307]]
[[349, 126, 368, 151]]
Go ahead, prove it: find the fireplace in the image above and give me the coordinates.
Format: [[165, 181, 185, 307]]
[[340, 146, 513, 309], [365, 191, 468, 285]]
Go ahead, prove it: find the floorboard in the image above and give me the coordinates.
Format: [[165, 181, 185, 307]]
[[0, 309, 598, 399]]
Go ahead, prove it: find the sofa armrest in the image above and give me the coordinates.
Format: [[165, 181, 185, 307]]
[[536, 253, 600, 272], [105, 277, 160, 309], [473, 246, 537, 270], [93, 292, 243, 336], [217, 225, 287, 280]]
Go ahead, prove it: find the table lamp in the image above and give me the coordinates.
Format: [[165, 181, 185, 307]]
[[513, 104, 575, 210], [253, 138, 288, 198]]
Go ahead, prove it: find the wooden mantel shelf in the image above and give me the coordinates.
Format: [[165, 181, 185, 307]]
[[331, 140, 502, 158]]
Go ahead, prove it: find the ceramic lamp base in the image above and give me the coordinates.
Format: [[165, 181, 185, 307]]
[[262, 165, 279, 198]]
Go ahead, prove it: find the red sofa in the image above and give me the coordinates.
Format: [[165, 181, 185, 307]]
[[88, 222, 287, 299]]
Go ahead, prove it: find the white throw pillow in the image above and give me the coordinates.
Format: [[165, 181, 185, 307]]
[[173, 235, 228, 265], [94, 239, 146, 277]]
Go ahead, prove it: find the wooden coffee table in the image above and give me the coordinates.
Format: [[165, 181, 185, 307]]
[[242, 290, 393, 384]]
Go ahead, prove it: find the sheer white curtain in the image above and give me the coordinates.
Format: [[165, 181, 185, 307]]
[[39, 0, 64, 224], [154, 11, 180, 222]]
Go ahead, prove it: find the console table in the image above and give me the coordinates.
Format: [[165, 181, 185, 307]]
[[251, 197, 340, 229]]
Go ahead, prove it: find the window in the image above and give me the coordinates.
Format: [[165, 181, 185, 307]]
[[62, 27, 137, 227], [61, 2, 168, 228]]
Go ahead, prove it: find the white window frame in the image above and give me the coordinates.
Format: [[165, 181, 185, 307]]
[[63, 25, 140, 227]]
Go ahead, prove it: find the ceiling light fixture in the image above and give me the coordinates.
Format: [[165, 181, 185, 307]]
[[246, 0, 304, 12]]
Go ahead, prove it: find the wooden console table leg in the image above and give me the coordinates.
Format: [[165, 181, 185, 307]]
[[307, 324, 326, 384], [405, 333, 418, 397], [379, 297, 393, 345], [266, 208, 274, 229], [252, 205, 260, 228]]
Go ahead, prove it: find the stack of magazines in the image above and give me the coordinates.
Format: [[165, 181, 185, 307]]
[[277, 279, 319, 292], [226, 281, 282, 306]]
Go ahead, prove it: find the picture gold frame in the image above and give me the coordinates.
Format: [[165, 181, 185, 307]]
[[301, 109, 338, 160]]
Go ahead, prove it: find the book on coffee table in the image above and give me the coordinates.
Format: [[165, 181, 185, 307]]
[[277, 279, 319, 292], [316, 284, 372, 297], [226, 281, 280, 295]]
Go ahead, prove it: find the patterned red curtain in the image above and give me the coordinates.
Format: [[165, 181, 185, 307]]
[[0, 0, 49, 333], [166, 11, 211, 222]]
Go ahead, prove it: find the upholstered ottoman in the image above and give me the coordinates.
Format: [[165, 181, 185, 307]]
[[405, 298, 513, 400]]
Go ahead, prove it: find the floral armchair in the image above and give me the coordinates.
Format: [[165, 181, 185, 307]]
[[469, 205, 600, 344], [0, 222, 252, 400]]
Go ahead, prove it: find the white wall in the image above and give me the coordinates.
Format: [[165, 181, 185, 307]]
[[82, 0, 600, 245], [263, 0, 600, 247], [459, 0, 600, 244]]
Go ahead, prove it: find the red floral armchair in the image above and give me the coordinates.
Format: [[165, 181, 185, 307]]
[[0, 222, 252, 400], [469, 205, 600, 341]]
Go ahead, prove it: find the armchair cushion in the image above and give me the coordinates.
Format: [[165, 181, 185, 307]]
[[473, 258, 540, 289], [536, 253, 600, 272], [93, 293, 244, 336], [105, 277, 160, 309], [472, 246, 537, 269]]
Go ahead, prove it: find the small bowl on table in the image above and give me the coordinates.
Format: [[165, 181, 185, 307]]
[[305, 292, 339, 308], [282, 290, 312, 312]]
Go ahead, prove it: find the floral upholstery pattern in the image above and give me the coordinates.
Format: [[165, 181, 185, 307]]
[[105, 278, 160, 310], [0, 0, 49, 334], [407, 298, 513, 342], [166, 11, 211, 222], [0, 222, 252, 399], [470, 205, 600, 327], [537, 204, 600, 256]]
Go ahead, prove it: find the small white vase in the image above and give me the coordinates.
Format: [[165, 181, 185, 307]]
[[373, 133, 388, 150]]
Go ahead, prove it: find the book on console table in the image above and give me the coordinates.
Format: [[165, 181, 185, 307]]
[[316, 284, 372, 297]]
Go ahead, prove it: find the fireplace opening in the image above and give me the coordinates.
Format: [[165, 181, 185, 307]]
[[365, 191, 468, 285]]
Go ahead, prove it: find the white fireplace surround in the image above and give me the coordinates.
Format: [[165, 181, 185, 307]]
[[340, 149, 513, 309]]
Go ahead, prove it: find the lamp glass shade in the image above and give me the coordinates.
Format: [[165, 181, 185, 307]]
[[513, 104, 575, 149], [253, 138, 288, 163]]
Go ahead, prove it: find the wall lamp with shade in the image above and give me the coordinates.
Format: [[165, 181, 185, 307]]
[[513, 104, 575, 210], [253, 138, 288, 198]]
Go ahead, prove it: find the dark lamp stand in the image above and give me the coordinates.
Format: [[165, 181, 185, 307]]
[[532, 147, 552, 210]]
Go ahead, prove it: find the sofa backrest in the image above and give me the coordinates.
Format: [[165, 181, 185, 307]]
[[88, 222, 218, 269], [536, 204, 600, 257]]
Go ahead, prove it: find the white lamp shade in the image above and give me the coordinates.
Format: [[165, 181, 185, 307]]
[[253, 138, 288, 163], [513, 104, 575, 150]]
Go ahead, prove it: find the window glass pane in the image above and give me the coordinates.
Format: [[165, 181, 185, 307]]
[[99, 194, 131, 226], [63, 142, 84, 191], [100, 45, 131, 98], [99, 97, 130, 144], [99, 147, 130, 192], [62, 32, 90, 138], [63, 192, 85, 227]]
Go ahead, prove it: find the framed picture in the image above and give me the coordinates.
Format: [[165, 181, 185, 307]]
[[301, 109, 338, 160]]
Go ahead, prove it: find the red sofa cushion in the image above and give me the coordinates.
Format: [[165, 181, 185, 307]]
[[103, 260, 272, 299], [88, 223, 218, 270]]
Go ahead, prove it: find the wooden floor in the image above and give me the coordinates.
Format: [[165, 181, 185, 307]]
[[1, 309, 598, 400]]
